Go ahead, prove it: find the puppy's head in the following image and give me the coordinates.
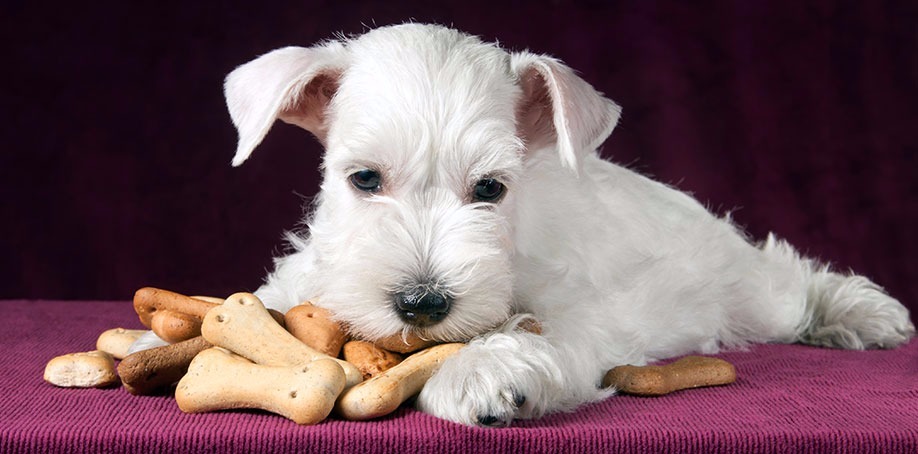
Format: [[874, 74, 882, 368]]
[[225, 24, 620, 342]]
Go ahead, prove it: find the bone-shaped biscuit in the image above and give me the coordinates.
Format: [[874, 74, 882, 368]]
[[150, 310, 201, 344], [336, 343, 464, 420], [342, 340, 404, 380], [284, 302, 349, 357], [602, 355, 736, 396], [134, 287, 218, 327], [117, 336, 212, 395], [201, 292, 363, 387], [369, 331, 439, 354], [175, 347, 345, 425], [96, 328, 149, 359], [44, 350, 118, 388]]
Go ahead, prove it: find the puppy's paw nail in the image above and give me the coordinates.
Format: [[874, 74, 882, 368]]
[[512, 392, 526, 408], [476, 414, 507, 427]]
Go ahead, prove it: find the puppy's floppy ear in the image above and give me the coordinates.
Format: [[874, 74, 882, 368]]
[[224, 43, 346, 166], [512, 52, 621, 172]]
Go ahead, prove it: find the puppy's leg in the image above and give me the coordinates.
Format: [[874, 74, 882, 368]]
[[253, 237, 318, 314], [756, 234, 914, 349]]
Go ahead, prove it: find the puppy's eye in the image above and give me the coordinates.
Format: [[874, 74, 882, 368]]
[[472, 178, 505, 202], [349, 169, 381, 193]]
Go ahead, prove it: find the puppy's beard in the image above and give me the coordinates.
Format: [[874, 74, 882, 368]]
[[313, 248, 513, 342], [309, 195, 514, 342]]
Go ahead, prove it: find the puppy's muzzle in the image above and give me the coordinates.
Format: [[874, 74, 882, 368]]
[[394, 288, 452, 327]]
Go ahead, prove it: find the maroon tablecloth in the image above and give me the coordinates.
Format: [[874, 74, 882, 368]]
[[2, 299, 916, 453]]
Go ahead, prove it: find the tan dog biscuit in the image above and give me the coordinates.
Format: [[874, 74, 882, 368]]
[[44, 350, 118, 388], [370, 332, 439, 354], [342, 340, 404, 380], [118, 336, 212, 395], [176, 348, 346, 425], [96, 328, 149, 359], [133, 287, 219, 327], [201, 292, 362, 387], [285, 302, 349, 357], [602, 355, 736, 396], [364, 314, 539, 354], [336, 343, 464, 420], [189, 295, 225, 305]]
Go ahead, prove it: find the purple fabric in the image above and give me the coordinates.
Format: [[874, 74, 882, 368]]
[[2, 2, 916, 326], [2, 299, 916, 453]]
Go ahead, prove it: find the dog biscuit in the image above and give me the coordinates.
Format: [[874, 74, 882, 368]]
[[150, 309, 202, 344], [201, 292, 362, 387], [284, 302, 349, 357], [96, 327, 149, 359], [342, 340, 404, 380], [133, 287, 219, 328], [44, 350, 118, 388], [336, 343, 464, 420], [602, 355, 736, 396], [176, 347, 346, 425], [118, 336, 212, 395], [370, 331, 439, 354]]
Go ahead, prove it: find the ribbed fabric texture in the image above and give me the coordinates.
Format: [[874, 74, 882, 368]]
[[2, 300, 916, 453]]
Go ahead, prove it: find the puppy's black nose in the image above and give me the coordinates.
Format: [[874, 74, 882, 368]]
[[394, 289, 451, 326]]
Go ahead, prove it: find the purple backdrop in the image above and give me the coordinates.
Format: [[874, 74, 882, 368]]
[[2, 1, 916, 323]]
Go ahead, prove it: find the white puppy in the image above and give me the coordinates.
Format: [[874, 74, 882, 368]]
[[142, 23, 915, 426]]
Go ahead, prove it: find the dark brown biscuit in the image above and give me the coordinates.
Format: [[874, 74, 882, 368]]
[[117, 336, 212, 395]]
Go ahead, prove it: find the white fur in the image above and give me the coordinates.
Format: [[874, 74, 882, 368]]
[[135, 24, 915, 426]]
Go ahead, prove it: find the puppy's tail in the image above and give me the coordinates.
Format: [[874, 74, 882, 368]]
[[764, 235, 915, 349]]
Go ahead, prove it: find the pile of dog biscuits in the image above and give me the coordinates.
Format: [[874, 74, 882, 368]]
[[44, 287, 736, 425], [45, 288, 465, 424]]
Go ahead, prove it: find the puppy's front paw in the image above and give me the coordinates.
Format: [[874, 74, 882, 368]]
[[416, 333, 562, 427]]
